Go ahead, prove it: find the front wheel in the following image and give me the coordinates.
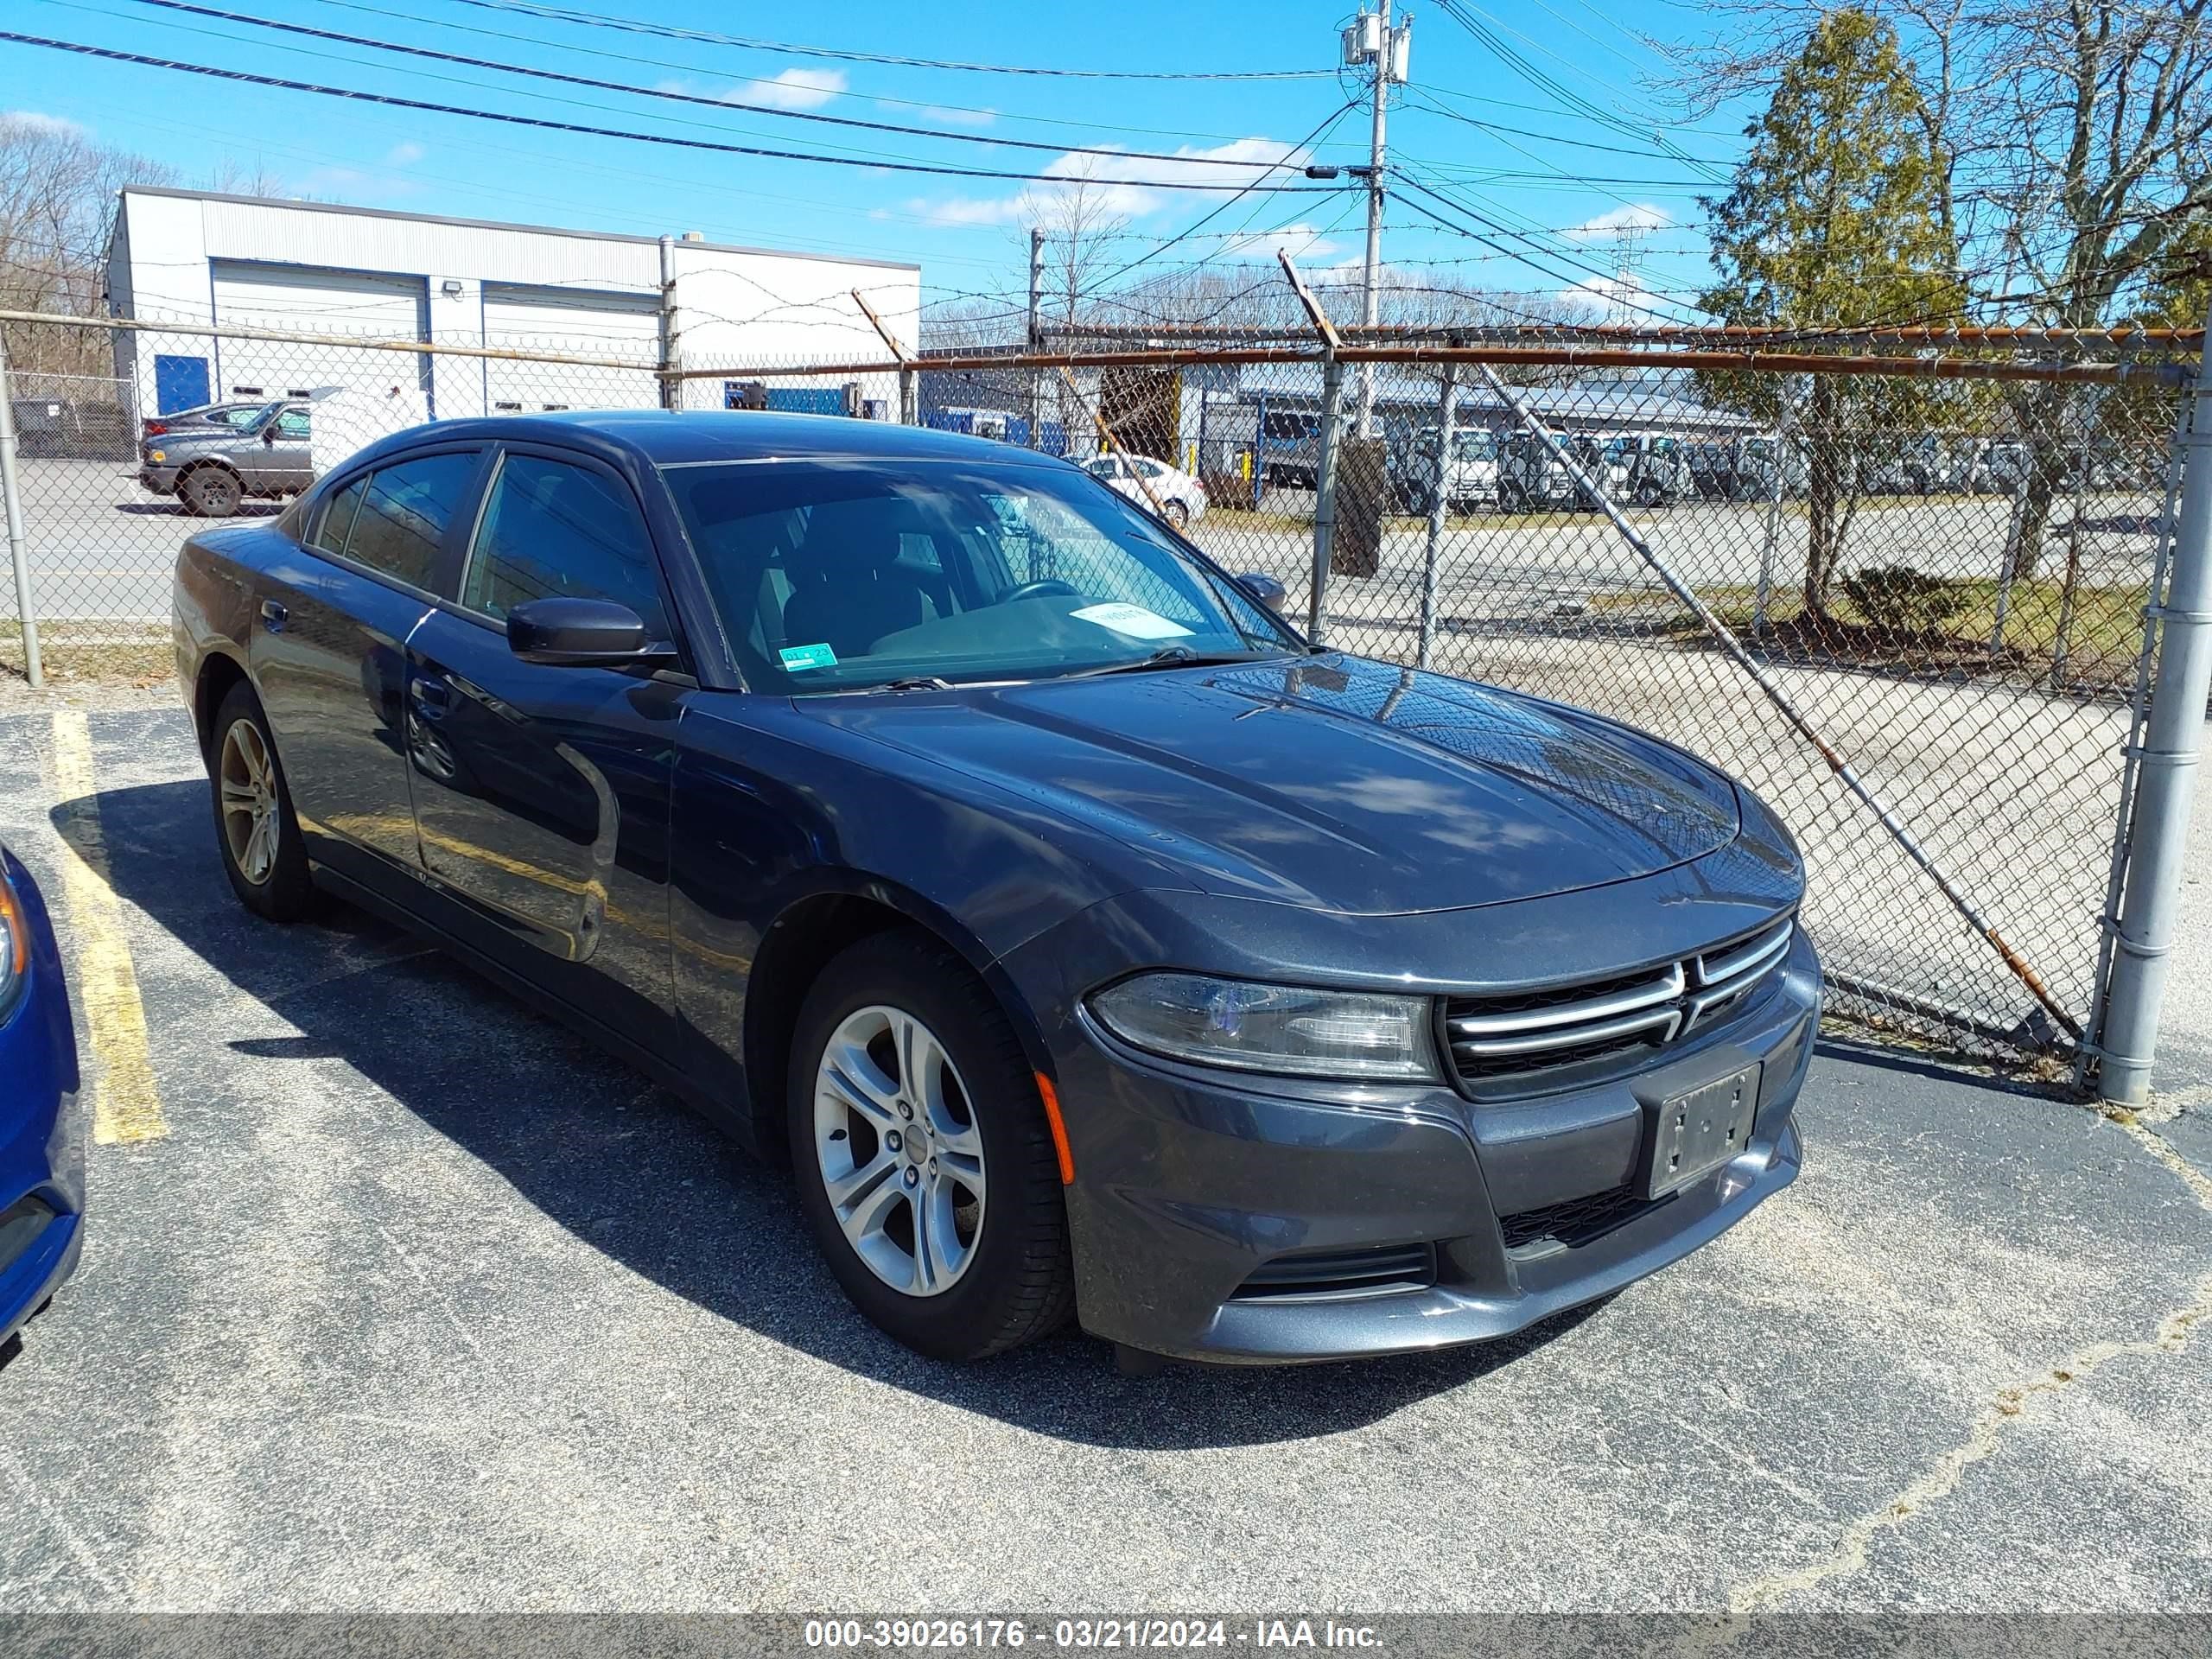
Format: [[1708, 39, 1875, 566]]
[[209, 681, 315, 921], [1164, 499, 1190, 529], [180, 464, 243, 518], [788, 929, 1074, 1361]]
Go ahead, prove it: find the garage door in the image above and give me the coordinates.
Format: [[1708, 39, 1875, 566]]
[[480, 285, 660, 414], [210, 262, 428, 404]]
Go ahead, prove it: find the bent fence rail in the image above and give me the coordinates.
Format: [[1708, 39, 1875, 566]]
[[0, 302, 2202, 1096]]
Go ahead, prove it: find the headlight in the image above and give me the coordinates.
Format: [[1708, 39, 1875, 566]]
[[148, 448, 165, 462], [0, 868, 28, 1020], [1088, 972, 1440, 1081]]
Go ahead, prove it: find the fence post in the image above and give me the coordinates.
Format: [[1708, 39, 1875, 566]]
[[1417, 363, 1456, 667], [1278, 252, 1343, 645], [0, 338, 40, 690], [658, 234, 682, 410], [1310, 359, 1345, 643], [2096, 315, 2212, 1107], [1753, 386, 1795, 637]]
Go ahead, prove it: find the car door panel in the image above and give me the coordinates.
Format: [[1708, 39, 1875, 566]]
[[403, 445, 682, 1034]]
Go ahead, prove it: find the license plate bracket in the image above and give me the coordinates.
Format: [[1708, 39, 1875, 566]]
[[1645, 1065, 1760, 1198]]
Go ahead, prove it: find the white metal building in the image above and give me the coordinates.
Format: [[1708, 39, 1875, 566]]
[[103, 187, 919, 419]]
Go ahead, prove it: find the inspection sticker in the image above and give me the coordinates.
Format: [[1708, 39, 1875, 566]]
[[779, 642, 839, 671], [1071, 602, 1194, 641]]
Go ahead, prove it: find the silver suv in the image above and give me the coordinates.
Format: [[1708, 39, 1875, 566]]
[[137, 399, 314, 517]]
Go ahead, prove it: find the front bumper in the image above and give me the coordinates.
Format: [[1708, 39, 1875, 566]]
[[1012, 914, 1819, 1364], [137, 465, 179, 494]]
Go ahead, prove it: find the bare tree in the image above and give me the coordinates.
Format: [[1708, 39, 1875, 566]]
[[0, 116, 174, 375]]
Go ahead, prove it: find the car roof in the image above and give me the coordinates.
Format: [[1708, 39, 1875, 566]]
[[346, 410, 1089, 474]]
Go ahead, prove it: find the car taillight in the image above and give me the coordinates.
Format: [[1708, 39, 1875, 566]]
[[143, 421, 168, 435]]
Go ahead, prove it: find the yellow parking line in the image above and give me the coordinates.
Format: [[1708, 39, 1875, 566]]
[[45, 710, 167, 1145]]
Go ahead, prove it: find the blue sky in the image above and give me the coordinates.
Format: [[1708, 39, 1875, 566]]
[[5, 0, 1765, 319]]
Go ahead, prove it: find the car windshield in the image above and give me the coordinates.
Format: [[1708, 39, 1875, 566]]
[[1452, 430, 1496, 461], [245, 400, 286, 430], [662, 457, 1298, 694]]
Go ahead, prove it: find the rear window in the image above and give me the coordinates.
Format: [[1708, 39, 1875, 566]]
[[323, 451, 479, 590]]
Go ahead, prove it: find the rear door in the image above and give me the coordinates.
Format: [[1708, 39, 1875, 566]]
[[251, 444, 486, 895], [403, 443, 684, 1034]]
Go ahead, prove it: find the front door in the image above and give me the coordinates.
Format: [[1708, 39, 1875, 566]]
[[259, 404, 315, 495], [251, 446, 486, 895], [404, 446, 683, 1036]]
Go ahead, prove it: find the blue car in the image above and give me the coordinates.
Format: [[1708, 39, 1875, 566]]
[[0, 847, 83, 1351]]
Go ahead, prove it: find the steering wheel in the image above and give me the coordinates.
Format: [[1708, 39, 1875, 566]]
[[1000, 578, 1080, 605]]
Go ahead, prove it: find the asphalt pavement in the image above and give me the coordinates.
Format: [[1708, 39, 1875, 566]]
[[0, 700, 2207, 1618]]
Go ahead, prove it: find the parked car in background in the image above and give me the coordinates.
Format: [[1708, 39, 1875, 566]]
[[138, 398, 315, 517], [0, 846, 83, 1354], [141, 401, 276, 442], [175, 410, 1817, 1367], [1603, 433, 1693, 506], [1084, 452, 1208, 527], [10, 397, 134, 461], [1497, 429, 1614, 511], [1403, 425, 1501, 513]]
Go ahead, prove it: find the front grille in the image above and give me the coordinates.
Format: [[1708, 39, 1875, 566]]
[[1498, 1185, 1668, 1252], [1232, 1242, 1438, 1302], [1443, 917, 1793, 1090]]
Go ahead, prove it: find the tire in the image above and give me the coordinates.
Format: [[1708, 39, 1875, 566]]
[[788, 928, 1075, 1361], [180, 464, 243, 518], [208, 680, 315, 922], [1164, 499, 1190, 529]]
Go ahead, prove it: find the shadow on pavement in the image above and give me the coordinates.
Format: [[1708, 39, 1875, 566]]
[[62, 775, 1595, 1448]]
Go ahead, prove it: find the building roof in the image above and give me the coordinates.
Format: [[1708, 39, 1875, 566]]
[[1230, 361, 1750, 429], [112, 186, 920, 273]]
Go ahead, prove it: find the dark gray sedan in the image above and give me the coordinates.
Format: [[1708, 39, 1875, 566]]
[[172, 410, 1818, 1367], [138, 398, 314, 516]]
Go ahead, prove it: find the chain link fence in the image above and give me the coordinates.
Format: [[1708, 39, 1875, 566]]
[[0, 305, 2197, 1076]]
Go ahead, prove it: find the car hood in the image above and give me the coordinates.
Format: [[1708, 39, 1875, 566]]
[[804, 654, 1742, 915]]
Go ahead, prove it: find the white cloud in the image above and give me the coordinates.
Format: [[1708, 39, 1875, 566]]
[[737, 67, 847, 110], [1, 111, 88, 138], [1560, 203, 1672, 244], [905, 135, 1321, 232], [385, 141, 425, 166]]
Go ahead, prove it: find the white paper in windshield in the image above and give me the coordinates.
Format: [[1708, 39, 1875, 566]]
[[1071, 602, 1194, 641]]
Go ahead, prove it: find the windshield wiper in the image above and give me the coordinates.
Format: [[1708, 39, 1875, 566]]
[[860, 675, 957, 693], [1056, 646, 1275, 681]]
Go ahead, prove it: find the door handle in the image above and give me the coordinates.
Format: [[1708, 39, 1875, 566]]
[[258, 598, 287, 631], [410, 677, 450, 718]]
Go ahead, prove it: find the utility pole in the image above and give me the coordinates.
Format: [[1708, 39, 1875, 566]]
[[657, 233, 681, 410], [1027, 227, 1046, 450], [1344, 3, 1408, 437]]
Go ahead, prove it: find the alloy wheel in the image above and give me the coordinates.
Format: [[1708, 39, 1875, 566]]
[[219, 717, 281, 887], [812, 1003, 987, 1298]]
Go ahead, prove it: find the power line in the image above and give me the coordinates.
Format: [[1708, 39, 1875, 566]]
[[0, 31, 1342, 193], [1074, 104, 1362, 301], [429, 0, 1337, 80], [1395, 176, 1700, 323], [108, 0, 1317, 173]]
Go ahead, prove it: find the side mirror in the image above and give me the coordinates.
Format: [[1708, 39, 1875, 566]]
[[506, 597, 674, 667], [262, 428, 277, 446], [1233, 571, 1287, 610]]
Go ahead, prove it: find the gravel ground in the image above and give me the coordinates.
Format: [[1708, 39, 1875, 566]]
[[0, 698, 2208, 1624]]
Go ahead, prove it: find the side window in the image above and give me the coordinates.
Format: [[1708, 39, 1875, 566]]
[[461, 454, 669, 636], [342, 451, 480, 590], [1085, 457, 1120, 480], [1133, 458, 1166, 480], [308, 476, 365, 556], [276, 409, 310, 439]]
